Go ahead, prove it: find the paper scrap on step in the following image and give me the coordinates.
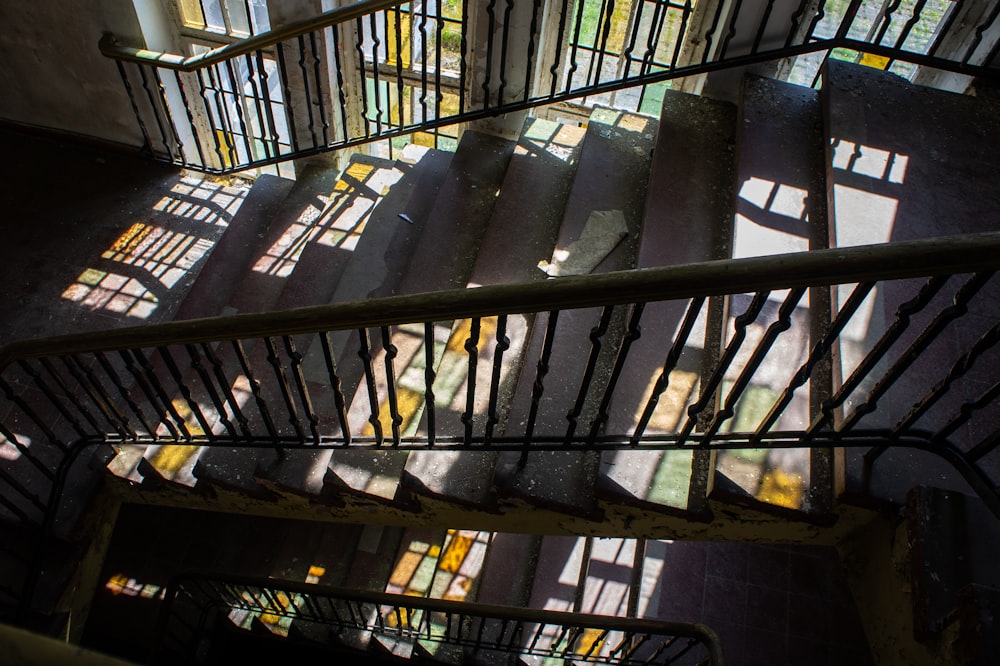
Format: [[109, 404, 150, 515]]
[[538, 210, 627, 277]]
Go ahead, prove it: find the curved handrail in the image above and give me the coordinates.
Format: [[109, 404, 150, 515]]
[[99, 0, 406, 71], [2, 232, 998, 369], [157, 572, 726, 664]]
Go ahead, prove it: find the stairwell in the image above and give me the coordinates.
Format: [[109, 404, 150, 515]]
[[2, 56, 1000, 665]]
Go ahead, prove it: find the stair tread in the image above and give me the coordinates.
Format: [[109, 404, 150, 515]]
[[823, 59, 1000, 499], [495, 108, 657, 515], [474, 533, 540, 608], [172, 173, 296, 321], [401, 118, 587, 507], [326, 132, 515, 504], [709, 74, 829, 515], [599, 89, 738, 516]]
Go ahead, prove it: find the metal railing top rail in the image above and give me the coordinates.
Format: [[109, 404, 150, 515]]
[[99, 0, 406, 71], [2, 232, 998, 370], [158, 572, 725, 664]]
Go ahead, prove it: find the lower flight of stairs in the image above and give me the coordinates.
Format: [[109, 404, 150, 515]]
[[81, 504, 873, 665]]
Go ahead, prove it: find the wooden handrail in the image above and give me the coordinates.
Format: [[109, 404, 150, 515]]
[[1, 232, 998, 369]]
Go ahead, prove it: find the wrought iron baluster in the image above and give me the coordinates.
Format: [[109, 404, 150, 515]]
[[424, 322, 437, 445], [205, 64, 238, 168], [418, 0, 429, 126], [565, 0, 589, 93], [892, 321, 1000, 437], [358, 328, 384, 445], [564, 306, 614, 445], [297, 35, 320, 147], [379, 327, 403, 446], [927, 0, 964, 57], [355, 18, 373, 137], [496, 0, 515, 105], [63, 355, 134, 440], [701, 288, 804, 443], [392, 6, 405, 129], [231, 339, 279, 440], [484, 314, 510, 446], [803, 0, 830, 43], [18, 359, 90, 440], [785, 0, 813, 48], [459, 0, 470, 113], [677, 291, 770, 446], [719, 0, 746, 59], [752, 0, 779, 54], [171, 70, 209, 168], [967, 428, 1000, 463], [275, 42, 301, 151], [369, 14, 384, 135], [0, 468, 43, 521], [243, 53, 272, 160], [523, 0, 542, 101], [962, 1, 1000, 65], [481, 0, 498, 109], [753, 281, 875, 444], [199, 342, 252, 439], [548, 0, 573, 97], [434, 5, 444, 135], [157, 346, 214, 440], [459, 318, 483, 444], [590, 0, 616, 87], [619, 0, 645, 80], [701, 0, 731, 64], [328, 29, 349, 144], [589, 303, 644, 443], [118, 349, 181, 440], [223, 59, 255, 163], [282, 336, 321, 443], [805, 275, 949, 439], [152, 68, 186, 164], [835, 0, 866, 41], [116, 61, 153, 154], [263, 336, 305, 441], [892, 0, 928, 51], [93, 353, 157, 436], [671, 0, 695, 71], [309, 31, 331, 145], [319, 332, 351, 444], [183, 344, 237, 439], [872, 0, 906, 47], [136, 65, 174, 162], [839, 273, 992, 438], [522, 311, 560, 461]]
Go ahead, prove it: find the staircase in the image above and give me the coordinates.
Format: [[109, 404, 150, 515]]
[[89, 58, 1000, 532], [2, 57, 1000, 664]]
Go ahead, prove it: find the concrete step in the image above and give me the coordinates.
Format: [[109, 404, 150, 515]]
[[401, 118, 588, 509], [709, 73, 832, 517], [254, 146, 455, 499], [598, 88, 737, 521], [172, 174, 296, 322], [325, 131, 516, 506], [474, 533, 542, 608], [494, 108, 658, 517], [821, 59, 1000, 503]]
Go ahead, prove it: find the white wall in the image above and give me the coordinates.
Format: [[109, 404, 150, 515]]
[[0, 0, 148, 145]]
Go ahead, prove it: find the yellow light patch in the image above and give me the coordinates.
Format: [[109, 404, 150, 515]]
[[859, 52, 890, 70], [576, 628, 605, 655], [756, 468, 805, 509], [389, 551, 423, 588], [149, 445, 200, 476], [427, 544, 441, 559], [308, 565, 326, 578], [438, 533, 473, 574]]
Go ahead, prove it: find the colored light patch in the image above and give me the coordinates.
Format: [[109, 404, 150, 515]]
[[756, 468, 805, 509], [149, 445, 201, 477], [389, 551, 423, 588], [438, 533, 473, 574], [575, 627, 606, 655], [859, 52, 890, 70]]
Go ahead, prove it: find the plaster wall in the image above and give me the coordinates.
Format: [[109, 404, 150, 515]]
[[0, 0, 146, 145]]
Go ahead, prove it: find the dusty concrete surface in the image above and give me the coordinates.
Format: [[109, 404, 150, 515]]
[[0, 126, 248, 347]]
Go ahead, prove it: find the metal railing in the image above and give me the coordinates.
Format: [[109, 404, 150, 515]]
[[101, 0, 1000, 173], [2, 233, 999, 623], [154, 573, 724, 664]]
